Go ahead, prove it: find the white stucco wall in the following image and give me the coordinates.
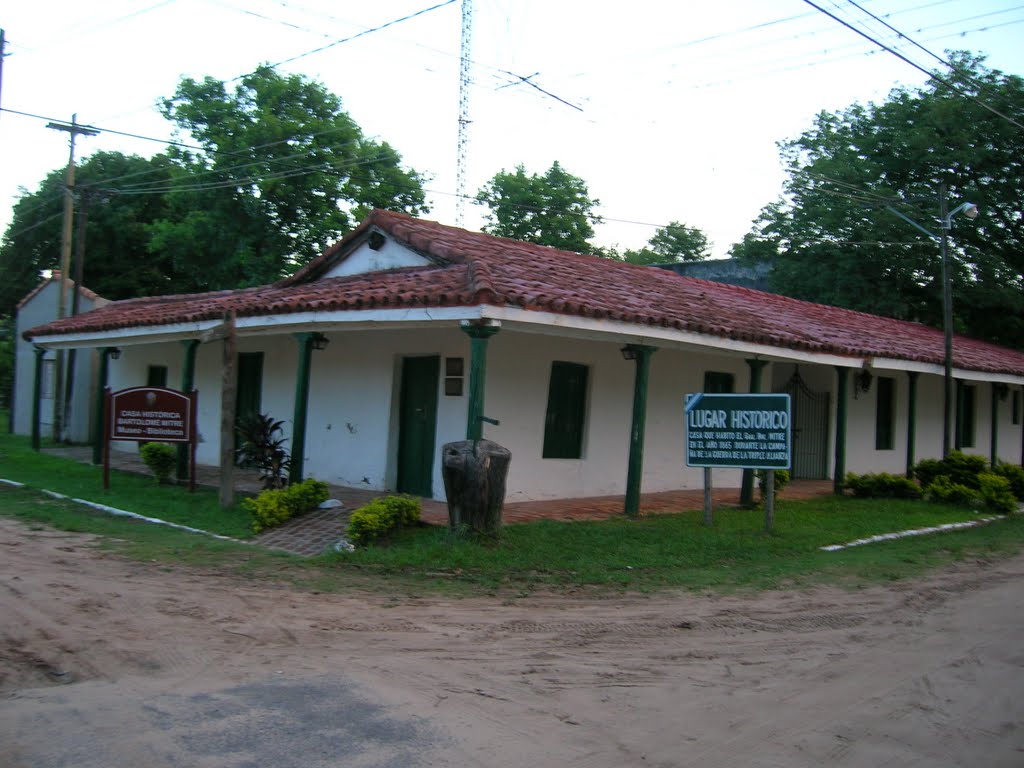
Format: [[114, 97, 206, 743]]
[[14, 282, 101, 442], [99, 324, 1024, 503], [323, 238, 430, 278]]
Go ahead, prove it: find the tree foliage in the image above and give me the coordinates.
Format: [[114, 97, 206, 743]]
[[475, 161, 602, 254], [622, 221, 710, 264], [0, 151, 175, 319], [0, 66, 430, 319], [733, 53, 1024, 349], [152, 65, 428, 289]]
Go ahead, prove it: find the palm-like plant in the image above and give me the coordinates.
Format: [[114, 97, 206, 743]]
[[235, 413, 291, 489]]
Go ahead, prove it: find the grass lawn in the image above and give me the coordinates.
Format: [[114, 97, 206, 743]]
[[2, 424, 1022, 595], [0, 429, 253, 538]]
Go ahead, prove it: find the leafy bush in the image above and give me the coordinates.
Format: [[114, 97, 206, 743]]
[[844, 472, 922, 500], [381, 495, 421, 526], [912, 458, 945, 490], [236, 413, 291, 490], [346, 495, 423, 547], [756, 468, 790, 502], [992, 462, 1024, 501], [288, 479, 330, 512], [924, 476, 981, 508], [244, 478, 331, 533], [140, 442, 177, 484], [915, 451, 988, 492], [979, 472, 1017, 514]]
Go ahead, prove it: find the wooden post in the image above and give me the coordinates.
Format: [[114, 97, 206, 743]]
[[764, 470, 775, 533], [703, 466, 713, 526], [102, 387, 111, 489], [991, 382, 1000, 467], [740, 358, 767, 506], [219, 313, 236, 508], [624, 344, 656, 518]]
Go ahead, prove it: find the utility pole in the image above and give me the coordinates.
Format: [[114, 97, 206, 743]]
[[64, 188, 98, 437], [46, 115, 99, 440]]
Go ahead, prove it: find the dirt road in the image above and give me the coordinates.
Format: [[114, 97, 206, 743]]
[[1, 516, 1022, 767]]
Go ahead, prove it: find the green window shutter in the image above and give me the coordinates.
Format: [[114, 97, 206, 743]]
[[955, 382, 976, 449], [236, 352, 264, 423], [1012, 390, 1021, 426], [875, 376, 895, 450], [147, 365, 168, 388], [703, 371, 734, 394], [542, 361, 589, 459]]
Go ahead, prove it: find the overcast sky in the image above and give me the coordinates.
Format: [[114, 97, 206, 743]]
[[1, 0, 1022, 261]]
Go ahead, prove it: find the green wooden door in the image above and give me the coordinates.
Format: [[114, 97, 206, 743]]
[[397, 356, 440, 497]]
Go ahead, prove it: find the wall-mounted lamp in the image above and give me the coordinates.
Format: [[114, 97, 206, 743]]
[[854, 368, 873, 397], [108, 347, 122, 360], [995, 382, 1010, 402], [620, 345, 638, 361], [311, 333, 329, 351]]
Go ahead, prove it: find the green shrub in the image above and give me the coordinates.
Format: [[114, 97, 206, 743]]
[[940, 451, 988, 488], [346, 495, 422, 547], [914, 452, 989, 491], [756, 468, 790, 502], [924, 476, 981, 508], [140, 442, 177, 484], [992, 462, 1024, 501], [912, 458, 945, 490], [979, 472, 1017, 514], [844, 472, 922, 500], [381, 495, 421, 526], [243, 478, 332, 533], [288, 479, 330, 512]]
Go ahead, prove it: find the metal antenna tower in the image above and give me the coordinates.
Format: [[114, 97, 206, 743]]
[[455, 0, 472, 226]]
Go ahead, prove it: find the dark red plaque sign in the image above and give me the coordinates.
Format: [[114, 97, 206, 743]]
[[104, 387, 198, 490]]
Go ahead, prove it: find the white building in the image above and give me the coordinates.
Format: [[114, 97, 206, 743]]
[[22, 211, 1024, 508], [13, 273, 108, 443]]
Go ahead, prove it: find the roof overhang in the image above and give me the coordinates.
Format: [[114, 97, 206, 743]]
[[26, 304, 1024, 383]]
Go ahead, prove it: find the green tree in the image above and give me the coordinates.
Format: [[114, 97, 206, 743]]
[[623, 221, 710, 264], [475, 161, 602, 254], [734, 53, 1024, 348], [152, 65, 429, 289], [0, 151, 175, 319]]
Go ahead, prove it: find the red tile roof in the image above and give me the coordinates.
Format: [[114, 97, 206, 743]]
[[24, 210, 1024, 376]]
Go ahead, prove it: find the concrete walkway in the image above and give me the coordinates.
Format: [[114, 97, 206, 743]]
[[42, 446, 834, 556]]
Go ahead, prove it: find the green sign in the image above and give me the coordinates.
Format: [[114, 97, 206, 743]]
[[685, 393, 791, 469]]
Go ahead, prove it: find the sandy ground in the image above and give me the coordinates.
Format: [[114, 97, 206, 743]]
[[1, 517, 1023, 767]]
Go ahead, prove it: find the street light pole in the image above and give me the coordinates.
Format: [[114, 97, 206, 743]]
[[938, 184, 953, 457], [886, 188, 978, 458]]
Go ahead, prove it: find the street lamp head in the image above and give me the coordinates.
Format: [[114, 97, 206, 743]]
[[962, 202, 979, 219]]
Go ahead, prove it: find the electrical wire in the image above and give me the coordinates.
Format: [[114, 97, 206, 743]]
[[800, 0, 1024, 130]]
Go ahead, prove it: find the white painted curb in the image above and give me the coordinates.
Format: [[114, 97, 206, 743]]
[[820, 517, 999, 551], [1, 478, 245, 544]]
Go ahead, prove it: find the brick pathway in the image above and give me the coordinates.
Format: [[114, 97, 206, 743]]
[[41, 446, 834, 557]]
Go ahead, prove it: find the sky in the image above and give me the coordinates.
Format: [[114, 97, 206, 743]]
[[1, 0, 1022, 261]]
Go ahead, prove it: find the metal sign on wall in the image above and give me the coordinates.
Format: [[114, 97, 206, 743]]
[[685, 393, 792, 469]]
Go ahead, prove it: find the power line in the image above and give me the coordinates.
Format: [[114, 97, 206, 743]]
[[800, 0, 1024, 130]]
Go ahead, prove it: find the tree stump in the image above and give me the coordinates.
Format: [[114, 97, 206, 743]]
[[441, 439, 511, 536]]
